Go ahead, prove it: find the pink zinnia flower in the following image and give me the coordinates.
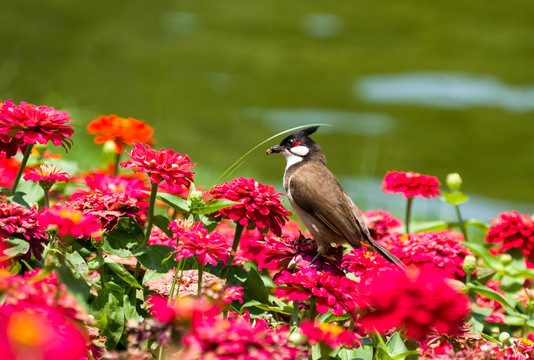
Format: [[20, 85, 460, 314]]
[[24, 164, 70, 190], [363, 209, 403, 241], [382, 171, 441, 199], [148, 226, 174, 246], [0, 202, 47, 260], [274, 268, 360, 316], [475, 279, 506, 324], [120, 142, 195, 188], [300, 320, 360, 349], [223, 286, 244, 304], [0, 304, 88, 360], [169, 221, 231, 266], [180, 315, 305, 360], [38, 205, 101, 241], [360, 268, 470, 341], [146, 294, 221, 327], [342, 248, 398, 279], [379, 230, 471, 278], [0, 100, 74, 157], [485, 211, 534, 261], [67, 192, 141, 230], [208, 177, 291, 236]]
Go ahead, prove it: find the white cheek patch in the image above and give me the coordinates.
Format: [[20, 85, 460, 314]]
[[284, 152, 304, 170], [290, 145, 309, 156]]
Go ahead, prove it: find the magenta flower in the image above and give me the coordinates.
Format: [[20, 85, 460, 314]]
[[0, 154, 20, 188], [300, 320, 360, 349], [180, 315, 305, 360], [363, 209, 403, 241], [67, 192, 141, 230], [485, 211, 534, 261], [120, 142, 195, 188], [342, 248, 398, 279], [147, 294, 221, 327], [0, 202, 47, 260], [38, 205, 101, 241], [379, 230, 471, 278], [382, 171, 441, 199], [209, 177, 291, 236], [360, 268, 470, 341], [0, 100, 74, 157], [169, 221, 231, 266], [274, 268, 360, 316], [223, 286, 245, 304], [24, 164, 70, 190]]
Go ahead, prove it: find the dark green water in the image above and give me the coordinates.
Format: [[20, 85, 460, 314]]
[[1, 0, 534, 213]]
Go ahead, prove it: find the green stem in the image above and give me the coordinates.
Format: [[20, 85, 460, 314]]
[[197, 260, 204, 298], [455, 204, 469, 241], [308, 297, 318, 321], [43, 188, 50, 208], [41, 233, 57, 265], [221, 223, 244, 280], [291, 300, 300, 327], [405, 197, 414, 234], [113, 151, 121, 176], [175, 258, 186, 300], [133, 181, 159, 279], [11, 144, 34, 194], [98, 248, 105, 290], [168, 258, 184, 302]]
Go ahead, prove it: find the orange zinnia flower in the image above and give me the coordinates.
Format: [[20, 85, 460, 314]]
[[87, 114, 154, 153]]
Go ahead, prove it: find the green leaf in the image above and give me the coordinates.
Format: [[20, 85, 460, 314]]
[[441, 190, 469, 205], [91, 290, 125, 350], [410, 220, 449, 232], [466, 282, 520, 316], [134, 245, 176, 273], [102, 217, 144, 257], [340, 345, 374, 360], [195, 199, 239, 215], [104, 257, 142, 289], [243, 265, 269, 304], [56, 257, 90, 309], [386, 332, 408, 359], [2, 238, 30, 258], [156, 192, 191, 214], [153, 215, 173, 238], [7, 191, 31, 208], [464, 219, 489, 232]]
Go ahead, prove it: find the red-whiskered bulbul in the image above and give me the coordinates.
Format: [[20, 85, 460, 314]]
[[267, 126, 406, 269]]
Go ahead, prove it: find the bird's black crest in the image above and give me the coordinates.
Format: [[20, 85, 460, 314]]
[[300, 126, 319, 137]]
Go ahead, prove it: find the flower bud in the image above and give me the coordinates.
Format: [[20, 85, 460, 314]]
[[446, 173, 462, 191], [526, 299, 534, 313], [498, 332, 511, 344], [500, 253, 512, 265], [462, 255, 477, 276], [189, 190, 204, 206]]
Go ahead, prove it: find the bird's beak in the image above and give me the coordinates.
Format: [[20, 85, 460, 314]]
[[266, 144, 281, 155]]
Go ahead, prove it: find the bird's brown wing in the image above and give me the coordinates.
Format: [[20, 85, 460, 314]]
[[288, 163, 366, 248]]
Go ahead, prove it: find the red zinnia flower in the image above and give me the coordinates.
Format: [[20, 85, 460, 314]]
[[223, 286, 244, 304], [38, 205, 101, 242], [360, 268, 470, 341], [382, 171, 441, 199], [363, 209, 403, 241], [0, 154, 20, 188], [24, 164, 70, 190], [0, 100, 73, 157], [485, 211, 534, 261], [300, 320, 360, 349], [146, 294, 221, 327], [0, 202, 47, 260], [120, 142, 195, 188], [87, 114, 154, 154], [67, 192, 141, 230], [476, 279, 506, 324], [379, 230, 471, 278], [208, 177, 291, 236], [274, 268, 360, 317], [169, 221, 231, 266]]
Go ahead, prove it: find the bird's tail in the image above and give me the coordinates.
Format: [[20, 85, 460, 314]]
[[365, 236, 407, 271]]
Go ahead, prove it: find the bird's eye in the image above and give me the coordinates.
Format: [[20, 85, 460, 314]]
[[292, 140, 302, 147]]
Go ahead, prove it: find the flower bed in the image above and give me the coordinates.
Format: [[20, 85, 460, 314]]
[[0, 100, 532, 359]]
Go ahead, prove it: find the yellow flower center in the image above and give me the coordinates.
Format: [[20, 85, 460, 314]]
[[7, 312, 49, 347]]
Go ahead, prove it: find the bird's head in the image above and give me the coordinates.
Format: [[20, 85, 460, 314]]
[[267, 126, 325, 165]]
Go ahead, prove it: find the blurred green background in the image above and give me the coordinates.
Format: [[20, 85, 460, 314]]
[[1, 0, 533, 219]]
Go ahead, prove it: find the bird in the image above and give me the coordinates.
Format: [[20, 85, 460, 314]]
[[267, 126, 406, 270]]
